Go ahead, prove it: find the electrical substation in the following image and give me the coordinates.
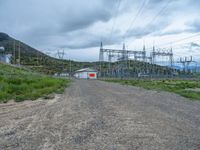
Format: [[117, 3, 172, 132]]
[[98, 42, 198, 78]]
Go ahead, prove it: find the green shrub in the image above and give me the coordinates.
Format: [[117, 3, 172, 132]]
[[105, 79, 200, 100], [0, 63, 70, 103]]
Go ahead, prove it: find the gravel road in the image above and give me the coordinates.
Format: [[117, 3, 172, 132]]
[[0, 80, 200, 150]]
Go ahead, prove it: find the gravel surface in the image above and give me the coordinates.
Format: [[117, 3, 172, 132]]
[[0, 80, 200, 150]]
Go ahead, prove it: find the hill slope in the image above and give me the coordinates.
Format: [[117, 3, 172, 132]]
[[0, 33, 100, 74], [0, 62, 70, 103], [0, 33, 68, 74], [0, 32, 183, 77]]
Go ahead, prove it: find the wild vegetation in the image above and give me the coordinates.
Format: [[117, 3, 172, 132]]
[[0, 63, 70, 103], [105, 79, 200, 100]]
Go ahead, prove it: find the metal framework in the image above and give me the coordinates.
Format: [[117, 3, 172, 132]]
[[57, 50, 65, 59], [99, 42, 175, 78], [151, 46, 173, 67], [177, 56, 197, 72], [99, 42, 173, 65], [99, 42, 146, 62]]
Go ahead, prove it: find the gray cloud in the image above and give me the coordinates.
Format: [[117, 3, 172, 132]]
[[0, 0, 200, 61], [187, 19, 200, 33], [125, 19, 170, 39], [190, 42, 200, 48], [58, 29, 122, 49], [59, 1, 117, 33]]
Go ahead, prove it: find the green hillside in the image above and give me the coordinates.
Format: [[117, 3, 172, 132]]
[[0, 32, 186, 77], [0, 62, 70, 103], [0, 33, 100, 74]]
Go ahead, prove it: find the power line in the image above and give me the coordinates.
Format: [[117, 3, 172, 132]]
[[145, 0, 171, 29], [123, 0, 148, 41], [169, 38, 200, 49], [108, 0, 122, 44], [144, 32, 200, 51], [136, 0, 171, 46], [125, 0, 171, 48], [157, 32, 200, 48]]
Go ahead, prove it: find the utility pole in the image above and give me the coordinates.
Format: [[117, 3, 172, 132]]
[[143, 43, 146, 62], [57, 50, 65, 73], [99, 42, 104, 78], [69, 59, 72, 77], [37, 51, 39, 66], [178, 56, 195, 73], [13, 40, 16, 64], [18, 41, 21, 66]]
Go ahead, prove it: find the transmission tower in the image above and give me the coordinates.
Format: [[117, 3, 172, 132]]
[[57, 50, 65, 59], [99, 42, 146, 78], [56, 50, 65, 73], [99, 42, 146, 62], [151, 46, 173, 67], [178, 56, 196, 73]]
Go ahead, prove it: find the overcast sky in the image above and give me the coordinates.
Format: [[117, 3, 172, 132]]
[[0, 0, 200, 62]]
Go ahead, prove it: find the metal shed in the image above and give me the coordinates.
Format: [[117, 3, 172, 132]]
[[74, 68, 98, 79]]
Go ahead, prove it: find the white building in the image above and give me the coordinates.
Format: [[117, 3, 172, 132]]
[[0, 46, 5, 51], [74, 68, 98, 79], [0, 46, 11, 64], [0, 54, 11, 64]]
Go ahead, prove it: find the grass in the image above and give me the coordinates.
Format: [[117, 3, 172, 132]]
[[105, 79, 200, 100], [0, 63, 70, 103]]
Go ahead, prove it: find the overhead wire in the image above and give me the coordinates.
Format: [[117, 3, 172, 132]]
[[156, 32, 200, 48], [145, 0, 171, 30], [123, 0, 148, 42], [144, 32, 200, 51], [124, 0, 171, 49], [142, 0, 200, 52], [108, 0, 122, 44]]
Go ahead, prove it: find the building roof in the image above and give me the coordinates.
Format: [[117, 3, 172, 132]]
[[75, 68, 97, 73], [0, 46, 5, 52]]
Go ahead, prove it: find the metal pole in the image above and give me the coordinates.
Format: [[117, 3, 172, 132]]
[[18, 41, 21, 66], [13, 40, 16, 64]]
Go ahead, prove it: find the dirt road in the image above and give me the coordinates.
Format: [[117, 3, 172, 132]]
[[0, 80, 200, 150]]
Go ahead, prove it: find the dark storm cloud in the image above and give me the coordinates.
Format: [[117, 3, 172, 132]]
[[59, 0, 118, 33], [60, 9, 112, 33], [0, 0, 182, 48], [0, 0, 117, 40], [126, 19, 170, 39], [58, 30, 122, 49], [0, 0, 200, 61], [190, 42, 200, 48]]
